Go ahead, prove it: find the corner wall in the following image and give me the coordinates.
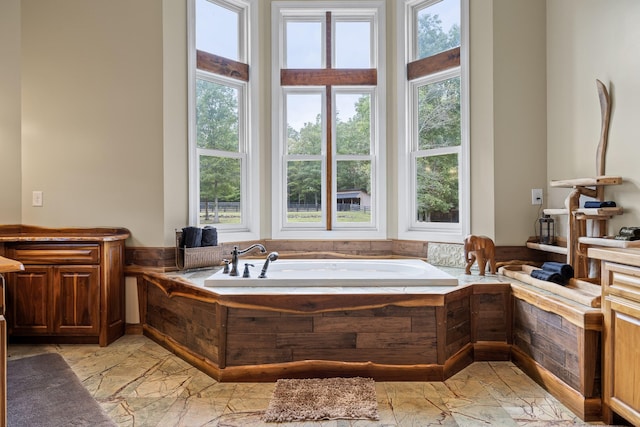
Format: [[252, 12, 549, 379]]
[[547, 0, 640, 236], [0, 0, 22, 224], [20, 0, 166, 247]]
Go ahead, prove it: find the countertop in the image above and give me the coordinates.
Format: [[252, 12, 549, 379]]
[[0, 225, 130, 242]]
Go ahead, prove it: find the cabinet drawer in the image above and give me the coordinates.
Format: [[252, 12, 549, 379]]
[[9, 243, 100, 265], [603, 261, 640, 304]]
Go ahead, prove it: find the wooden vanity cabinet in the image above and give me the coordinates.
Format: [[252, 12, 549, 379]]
[[591, 248, 640, 425], [3, 232, 128, 347]]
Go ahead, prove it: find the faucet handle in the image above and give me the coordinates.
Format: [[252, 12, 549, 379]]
[[222, 259, 230, 274], [242, 263, 254, 278]]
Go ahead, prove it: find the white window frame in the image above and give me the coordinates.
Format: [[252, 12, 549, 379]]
[[271, 1, 386, 240], [397, 0, 469, 243], [188, 0, 260, 242]]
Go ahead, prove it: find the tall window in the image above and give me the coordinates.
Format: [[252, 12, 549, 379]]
[[398, 0, 469, 242], [189, 0, 259, 239], [272, 1, 386, 239]]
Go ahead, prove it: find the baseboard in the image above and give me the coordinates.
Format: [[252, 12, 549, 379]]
[[511, 345, 602, 421]]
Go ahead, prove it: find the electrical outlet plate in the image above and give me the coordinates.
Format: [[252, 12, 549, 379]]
[[32, 190, 43, 207], [531, 188, 543, 205]]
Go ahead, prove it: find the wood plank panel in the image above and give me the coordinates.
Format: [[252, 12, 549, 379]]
[[197, 50, 249, 81], [276, 332, 356, 349], [356, 332, 436, 349], [313, 316, 411, 333], [281, 69, 376, 86], [227, 315, 313, 334], [407, 47, 460, 80]]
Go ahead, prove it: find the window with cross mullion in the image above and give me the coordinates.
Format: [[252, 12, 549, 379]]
[[273, 2, 386, 239]]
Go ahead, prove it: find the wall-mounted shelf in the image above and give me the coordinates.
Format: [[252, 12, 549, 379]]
[[579, 236, 640, 249]]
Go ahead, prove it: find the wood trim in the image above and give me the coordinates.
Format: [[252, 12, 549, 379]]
[[510, 282, 603, 330], [407, 46, 460, 81], [511, 345, 602, 421], [281, 69, 377, 86], [0, 316, 6, 427], [326, 85, 333, 230], [196, 50, 249, 82], [217, 304, 228, 369]]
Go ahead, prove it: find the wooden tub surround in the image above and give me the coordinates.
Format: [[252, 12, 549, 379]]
[[139, 272, 511, 382], [136, 264, 604, 422]]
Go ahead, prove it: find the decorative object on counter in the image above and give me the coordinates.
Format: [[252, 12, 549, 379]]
[[583, 200, 616, 208], [175, 228, 224, 270], [463, 234, 496, 276], [538, 214, 555, 245], [614, 226, 640, 241]]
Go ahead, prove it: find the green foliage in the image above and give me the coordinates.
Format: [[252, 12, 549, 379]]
[[416, 12, 460, 59], [196, 79, 241, 223]]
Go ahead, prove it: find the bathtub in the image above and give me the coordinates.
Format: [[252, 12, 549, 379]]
[[203, 258, 458, 287]]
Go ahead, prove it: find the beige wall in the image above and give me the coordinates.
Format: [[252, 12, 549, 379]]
[[0, 0, 22, 224], [8, 1, 634, 248], [19, 0, 166, 247], [547, 0, 640, 237], [492, 0, 547, 244]]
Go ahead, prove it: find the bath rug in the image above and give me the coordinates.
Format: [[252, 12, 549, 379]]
[[263, 377, 379, 422], [7, 352, 116, 427]]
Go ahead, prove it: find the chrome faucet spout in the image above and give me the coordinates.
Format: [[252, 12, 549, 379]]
[[258, 252, 279, 278], [229, 244, 267, 276]]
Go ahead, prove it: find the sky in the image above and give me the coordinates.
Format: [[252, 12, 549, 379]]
[[195, 0, 460, 132]]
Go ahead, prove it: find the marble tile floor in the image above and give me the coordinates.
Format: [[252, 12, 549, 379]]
[[8, 334, 611, 427]]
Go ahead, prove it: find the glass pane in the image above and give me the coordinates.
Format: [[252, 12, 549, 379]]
[[335, 21, 371, 68], [196, 0, 239, 61], [416, 154, 459, 223], [416, 0, 460, 60], [417, 77, 460, 150], [336, 93, 370, 155], [200, 155, 241, 225], [287, 160, 322, 223], [336, 160, 371, 223], [196, 79, 239, 151], [286, 93, 322, 155], [286, 21, 322, 68]]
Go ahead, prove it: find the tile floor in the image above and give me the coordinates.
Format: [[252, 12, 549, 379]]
[[8, 334, 611, 426]]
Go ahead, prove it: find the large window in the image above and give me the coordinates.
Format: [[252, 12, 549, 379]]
[[272, 1, 386, 239], [188, 0, 259, 239], [398, 0, 469, 242]]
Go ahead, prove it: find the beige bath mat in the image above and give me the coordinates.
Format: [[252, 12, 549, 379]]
[[263, 377, 379, 422]]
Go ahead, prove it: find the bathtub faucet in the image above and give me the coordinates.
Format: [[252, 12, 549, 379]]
[[229, 244, 266, 276], [258, 252, 279, 278]]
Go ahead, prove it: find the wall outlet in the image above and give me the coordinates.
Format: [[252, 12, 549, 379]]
[[531, 188, 543, 205], [32, 190, 43, 207]]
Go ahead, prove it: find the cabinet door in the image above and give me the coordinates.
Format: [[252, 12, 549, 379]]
[[53, 265, 100, 335], [7, 267, 52, 334], [605, 295, 640, 425]]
